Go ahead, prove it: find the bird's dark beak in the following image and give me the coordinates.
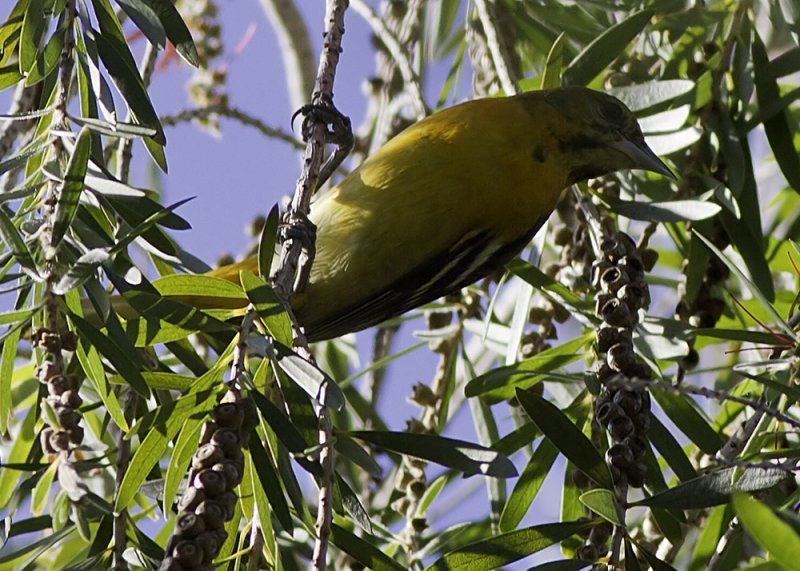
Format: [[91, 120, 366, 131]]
[[610, 136, 676, 180]]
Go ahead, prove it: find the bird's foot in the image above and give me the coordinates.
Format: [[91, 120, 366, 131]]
[[292, 97, 354, 188], [280, 212, 317, 292]]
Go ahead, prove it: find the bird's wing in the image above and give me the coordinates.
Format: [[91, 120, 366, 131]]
[[305, 216, 547, 341]]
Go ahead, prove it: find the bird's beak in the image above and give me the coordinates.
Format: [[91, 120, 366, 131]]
[[611, 136, 676, 180]]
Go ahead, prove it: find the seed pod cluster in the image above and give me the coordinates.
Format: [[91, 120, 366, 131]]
[[159, 391, 258, 571], [36, 329, 83, 455], [592, 232, 653, 489]]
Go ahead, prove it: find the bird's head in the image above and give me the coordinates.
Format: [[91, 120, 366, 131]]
[[539, 87, 674, 185]]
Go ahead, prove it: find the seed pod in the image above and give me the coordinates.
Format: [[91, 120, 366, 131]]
[[195, 532, 221, 564], [178, 488, 206, 512], [613, 390, 642, 416], [210, 428, 240, 455], [60, 390, 82, 409], [607, 343, 637, 372], [608, 415, 635, 440], [212, 460, 241, 488], [50, 430, 71, 451], [599, 298, 635, 328], [194, 470, 226, 496], [595, 401, 623, 427], [68, 425, 84, 445], [193, 444, 224, 470], [175, 513, 206, 538], [212, 403, 244, 430], [196, 500, 226, 530], [600, 266, 630, 294]]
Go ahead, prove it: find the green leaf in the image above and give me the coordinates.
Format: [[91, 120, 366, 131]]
[[465, 333, 593, 400], [69, 314, 151, 398], [579, 489, 621, 526], [633, 467, 787, 509], [153, 273, 247, 300], [648, 414, 697, 482], [499, 438, 558, 532], [515, 390, 612, 489], [646, 127, 703, 156], [122, 289, 234, 334], [0, 64, 24, 89], [31, 460, 59, 516], [52, 249, 109, 295], [19, 0, 45, 74], [162, 418, 202, 512], [609, 80, 695, 112], [0, 327, 21, 434], [527, 561, 591, 571], [115, 388, 221, 510], [116, 0, 166, 50], [335, 435, 382, 477], [250, 437, 293, 533], [249, 389, 310, 456], [241, 270, 292, 346], [733, 493, 800, 571], [331, 524, 404, 571], [25, 21, 65, 86], [0, 206, 37, 278], [52, 127, 91, 247], [753, 33, 800, 194], [73, 334, 129, 432], [258, 203, 279, 281], [562, 10, 654, 86], [109, 371, 193, 391], [507, 259, 591, 312], [651, 388, 723, 455], [91, 0, 165, 143], [605, 197, 721, 223], [69, 116, 158, 138], [349, 430, 517, 478], [423, 521, 593, 571], [274, 342, 345, 410], [142, 0, 199, 66], [540, 32, 565, 89]]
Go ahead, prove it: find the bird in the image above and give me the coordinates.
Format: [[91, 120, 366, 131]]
[[200, 87, 672, 341]]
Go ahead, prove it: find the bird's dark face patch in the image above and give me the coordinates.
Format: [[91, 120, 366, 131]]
[[532, 144, 548, 162]]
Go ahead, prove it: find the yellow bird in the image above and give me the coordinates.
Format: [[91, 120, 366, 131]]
[[163, 88, 671, 341]]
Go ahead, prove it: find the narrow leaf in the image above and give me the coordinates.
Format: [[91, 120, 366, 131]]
[[515, 389, 612, 489], [633, 467, 787, 509], [562, 10, 653, 86], [424, 521, 593, 571], [52, 127, 91, 247], [349, 430, 517, 478]]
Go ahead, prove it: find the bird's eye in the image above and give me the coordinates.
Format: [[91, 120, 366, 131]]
[[600, 100, 625, 123]]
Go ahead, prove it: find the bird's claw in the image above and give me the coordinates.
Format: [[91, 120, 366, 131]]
[[292, 98, 354, 189], [280, 213, 317, 293]]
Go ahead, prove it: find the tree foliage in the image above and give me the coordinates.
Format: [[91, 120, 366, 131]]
[[0, 0, 799, 569]]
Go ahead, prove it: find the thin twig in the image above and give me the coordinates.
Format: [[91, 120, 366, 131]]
[[269, 2, 349, 569], [160, 104, 305, 151]]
